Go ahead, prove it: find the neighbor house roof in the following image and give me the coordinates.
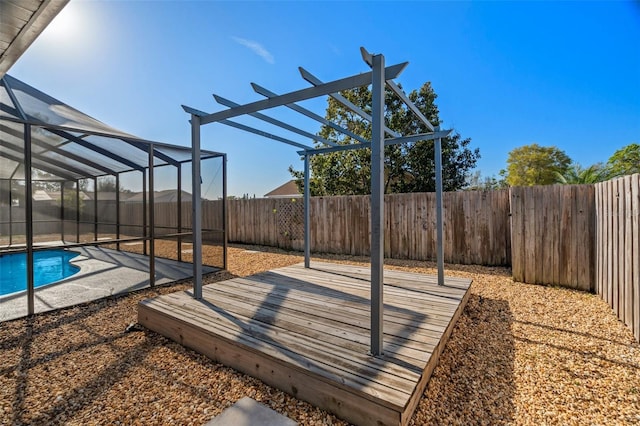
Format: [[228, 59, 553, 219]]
[[264, 180, 301, 198]]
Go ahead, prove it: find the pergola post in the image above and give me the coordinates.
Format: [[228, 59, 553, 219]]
[[115, 173, 120, 251], [222, 154, 228, 270], [142, 171, 147, 255], [177, 163, 182, 262], [8, 179, 12, 246], [303, 152, 310, 268], [93, 177, 98, 241], [60, 182, 65, 243], [24, 123, 34, 316], [191, 114, 203, 299], [75, 180, 80, 243], [434, 126, 445, 286], [148, 144, 155, 286], [370, 52, 385, 356]]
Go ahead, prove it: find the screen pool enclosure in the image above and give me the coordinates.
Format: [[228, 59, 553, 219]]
[[0, 74, 227, 315], [184, 47, 449, 356]]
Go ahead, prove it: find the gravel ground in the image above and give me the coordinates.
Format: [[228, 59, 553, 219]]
[[1, 244, 639, 425]]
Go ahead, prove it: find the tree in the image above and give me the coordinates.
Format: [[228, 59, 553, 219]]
[[289, 82, 480, 195], [503, 144, 571, 186], [607, 143, 640, 177], [554, 163, 610, 184], [466, 171, 507, 190]]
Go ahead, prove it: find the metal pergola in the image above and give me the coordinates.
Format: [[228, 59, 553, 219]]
[[0, 74, 226, 316], [185, 47, 448, 356]]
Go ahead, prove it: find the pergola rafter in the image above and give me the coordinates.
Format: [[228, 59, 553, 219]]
[[184, 47, 446, 356], [251, 83, 371, 144]]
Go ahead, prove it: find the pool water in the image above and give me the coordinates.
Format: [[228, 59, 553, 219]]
[[0, 250, 80, 296]]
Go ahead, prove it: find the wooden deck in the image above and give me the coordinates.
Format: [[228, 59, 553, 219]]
[[138, 262, 472, 426]]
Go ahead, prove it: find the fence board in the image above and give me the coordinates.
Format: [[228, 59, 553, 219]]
[[595, 174, 640, 342], [633, 176, 640, 342], [624, 176, 633, 329], [222, 191, 511, 266], [510, 185, 595, 290], [510, 189, 523, 282]]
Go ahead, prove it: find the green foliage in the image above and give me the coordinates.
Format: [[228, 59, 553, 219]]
[[554, 163, 610, 184], [607, 143, 640, 178], [504, 144, 571, 186], [289, 82, 480, 195], [466, 171, 507, 190]]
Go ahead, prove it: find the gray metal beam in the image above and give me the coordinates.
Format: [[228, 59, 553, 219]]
[[24, 124, 34, 316], [386, 81, 435, 132], [125, 139, 180, 167], [2, 76, 28, 120], [47, 128, 145, 172], [299, 67, 402, 138], [0, 115, 161, 149], [0, 123, 106, 177], [148, 143, 156, 286], [360, 47, 435, 133], [251, 83, 370, 145], [116, 173, 120, 251], [177, 164, 182, 262], [213, 94, 337, 147], [434, 126, 445, 286], [296, 130, 453, 156], [191, 114, 203, 299], [370, 53, 385, 357], [219, 119, 313, 150], [93, 177, 98, 241], [304, 153, 310, 268], [31, 138, 116, 176], [185, 62, 408, 125], [0, 143, 78, 181], [222, 154, 228, 270]]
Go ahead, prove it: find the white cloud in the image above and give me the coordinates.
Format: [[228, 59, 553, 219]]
[[231, 36, 275, 64]]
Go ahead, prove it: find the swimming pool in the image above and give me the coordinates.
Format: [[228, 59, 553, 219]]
[[0, 250, 80, 296]]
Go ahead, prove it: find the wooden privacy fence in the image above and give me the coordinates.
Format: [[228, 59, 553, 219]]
[[510, 185, 595, 292], [595, 174, 640, 342], [226, 191, 512, 266]]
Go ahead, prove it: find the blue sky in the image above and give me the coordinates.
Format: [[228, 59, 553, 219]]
[[10, 0, 640, 196]]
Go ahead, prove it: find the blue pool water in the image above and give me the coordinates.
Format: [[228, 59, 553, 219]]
[[0, 250, 80, 296]]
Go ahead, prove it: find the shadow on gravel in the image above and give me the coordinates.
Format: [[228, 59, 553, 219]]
[[411, 294, 516, 425], [1, 273, 225, 426]]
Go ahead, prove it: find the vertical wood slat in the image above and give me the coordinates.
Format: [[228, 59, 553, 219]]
[[510, 188, 524, 282], [632, 175, 640, 342], [608, 179, 614, 307], [220, 191, 512, 266], [594, 174, 640, 342], [509, 185, 595, 290], [624, 176, 633, 330]]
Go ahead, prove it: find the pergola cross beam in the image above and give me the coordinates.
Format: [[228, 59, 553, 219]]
[[296, 129, 452, 156], [299, 67, 402, 138], [360, 47, 435, 133], [191, 62, 407, 125], [213, 94, 337, 147], [251, 83, 370, 145]]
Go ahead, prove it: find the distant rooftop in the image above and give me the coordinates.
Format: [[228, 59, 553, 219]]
[[264, 180, 302, 198]]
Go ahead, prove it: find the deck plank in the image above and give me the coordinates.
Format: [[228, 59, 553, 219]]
[[138, 262, 472, 426]]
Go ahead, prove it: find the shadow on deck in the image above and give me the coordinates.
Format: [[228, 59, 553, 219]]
[[138, 262, 472, 426]]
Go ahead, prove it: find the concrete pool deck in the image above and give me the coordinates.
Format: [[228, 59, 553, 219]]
[[0, 246, 215, 322]]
